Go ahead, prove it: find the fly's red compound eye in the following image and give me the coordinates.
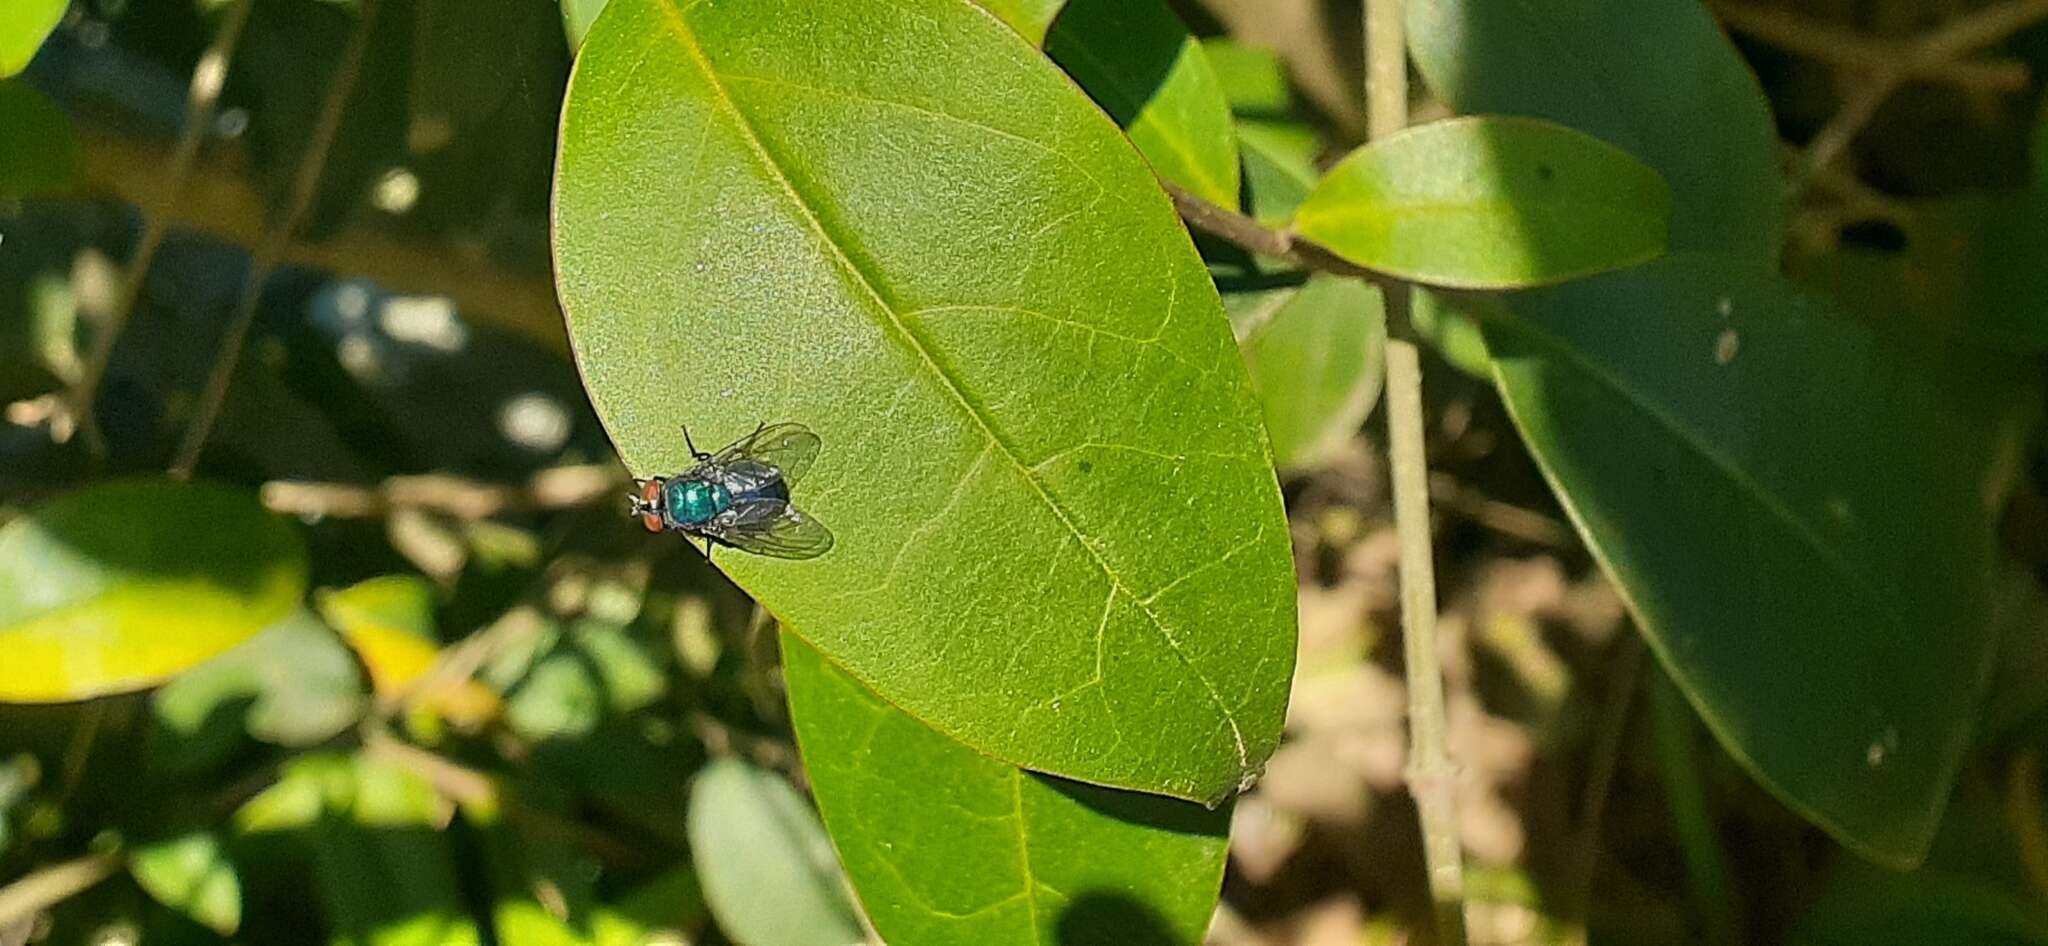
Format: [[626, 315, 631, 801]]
[[640, 480, 665, 532]]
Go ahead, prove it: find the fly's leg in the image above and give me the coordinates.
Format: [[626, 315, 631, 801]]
[[682, 425, 710, 461]]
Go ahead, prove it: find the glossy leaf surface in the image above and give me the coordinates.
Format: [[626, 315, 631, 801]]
[[687, 758, 865, 946], [1227, 275, 1384, 471], [783, 632, 1229, 945], [555, 0, 1296, 802], [1295, 115, 1670, 289], [1045, 0, 1240, 208], [0, 479, 306, 703], [1486, 254, 2000, 865], [0, 0, 64, 77], [1407, 0, 1780, 263]]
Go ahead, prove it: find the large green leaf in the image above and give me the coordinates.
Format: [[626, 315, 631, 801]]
[[1407, 0, 1780, 263], [687, 758, 865, 946], [783, 632, 1229, 945], [554, 0, 1295, 803], [1294, 115, 1670, 289], [1485, 254, 2000, 865], [1045, 0, 1240, 208], [0, 479, 307, 703], [0, 0, 65, 77], [1228, 275, 1385, 471]]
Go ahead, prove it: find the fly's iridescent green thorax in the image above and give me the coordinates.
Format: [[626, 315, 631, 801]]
[[664, 478, 731, 527]]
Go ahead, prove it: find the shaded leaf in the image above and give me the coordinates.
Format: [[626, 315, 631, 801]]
[[0, 79, 80, 199], [1410, 289, 1494, 379], [687, 758, 864, 946], [153, 609, 367, 771], [783, 632, 1229, 946], [1790, 867, 2048, 946], [1202, 38, 1320, 224], [1295, 115, 1670, 289], [559, 0, 608, 51], [1407, 0, 1780, 263], [972, 0, 1065, 45], [591, 868, 707, 946], [1046, 0, 1240, 208], [1228, 275, 1384, 471], [1486, 254, 2001, 865], [0, 0, 65, 77], [131, 831, 243, 936], [0, 479, 306, 703], [554, 0, 1296, 803]]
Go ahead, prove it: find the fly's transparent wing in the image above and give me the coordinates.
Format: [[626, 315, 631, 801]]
[[712, 423, 821, 486], [709, 498, 834, 560]]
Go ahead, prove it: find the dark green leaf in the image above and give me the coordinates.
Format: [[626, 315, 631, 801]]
[[0, 79, 80, 199], [1295, 115, 1670, 289], [1486, 254, 2001, 865], [1229, 275, 1384, 471], [784, 632, 1229, 946], [1407, 0, 1780, 263], [554, 0, 1296, 803], [131, 831, 243, 936], [153, 609, 367, 771], [1202, 37, 1321, 225], [1790, 867, 2048, 946], [687, 758, 864, 946], [0, 0, 65, 77], [0, 479, 307, 703], [1046, 0, 1240, 207]]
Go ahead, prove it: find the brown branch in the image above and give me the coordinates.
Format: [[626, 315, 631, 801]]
[[260, 463, 623, 521], [71, 0, 256, 455], [1163, 181, 1401, 292], [1712, 1, 2031, 91], [75, 129, 567, 355], [170, 0, 387, 478], [0, 852, 123, 929]]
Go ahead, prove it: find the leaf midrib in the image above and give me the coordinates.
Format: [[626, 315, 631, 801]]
[[653, 0, 1251, 787], [1495, 316, 1911, 642]]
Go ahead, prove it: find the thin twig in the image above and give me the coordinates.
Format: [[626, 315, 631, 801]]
[[1560, 637, 1645, 946], [261, 464, 624, 521], [1427, 473, 1576, 548], [168, 0, 385, 479], [1165, 182, 1400, 291], [1712, 1, 2030, 91], [1366, 0, 1467, 942], [0, 852, 124, 929], [70, 0, 255, 454]]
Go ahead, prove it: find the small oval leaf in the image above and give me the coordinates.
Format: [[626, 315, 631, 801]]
[[688, 758, 865, 946], [1229, 275, 1385, 471], [1294, 115, 1671, 289], [783, 631, 1229, 946], [554, 0, 1296, 803], [1046, 0, 1241, 208], [132, 830, 243, 936], [0, 479, 307, 703]]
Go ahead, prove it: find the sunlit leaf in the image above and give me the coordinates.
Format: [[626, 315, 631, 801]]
[[1487, 254, 2001, 865], [1227, 275, 1384, 471], [0, 479, 306, 703], [972, 0, 1064, 45], [555, 0, 1296, 803], [1295, 115, 1670, 289], [560, 0, 608, 51], [318, 575, 500, 729], [1407, 0, 1781, 263], [687, 758, 864, 946], [0, 0, 65, 77], [131, 830, 243, 935], [783, 632, 1229, 945], [1046, 0, 1240, 208]]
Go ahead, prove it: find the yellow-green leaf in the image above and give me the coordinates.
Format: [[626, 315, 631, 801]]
[[0, 479, 306, 703]]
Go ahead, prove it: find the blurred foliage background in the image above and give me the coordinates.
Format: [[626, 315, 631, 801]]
[[2, 0, 2048, 944]]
